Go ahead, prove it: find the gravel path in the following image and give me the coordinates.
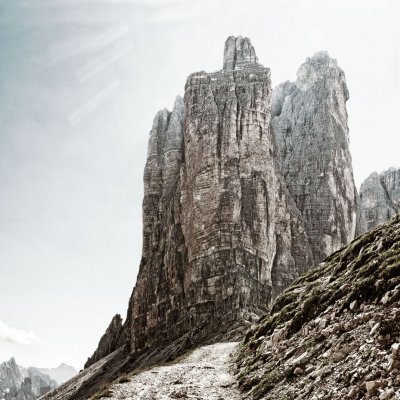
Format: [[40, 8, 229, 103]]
[[100, 342, 242, 399]]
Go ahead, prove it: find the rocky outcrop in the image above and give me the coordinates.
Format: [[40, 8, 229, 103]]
[[272, 51, 365, 263], [360, 168, 400, 230], [125, 35, 313, 360], [84, 314, 126, 369], [236, 214, 400, 399]]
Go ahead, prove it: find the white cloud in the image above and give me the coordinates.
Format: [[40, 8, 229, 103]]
[[0, 321, 40, 346]]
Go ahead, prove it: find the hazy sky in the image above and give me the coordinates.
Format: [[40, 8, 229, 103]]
[[0, 0, 399, 370]]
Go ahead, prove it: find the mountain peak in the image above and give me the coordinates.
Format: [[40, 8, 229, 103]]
[[223, 35, 258, 70]]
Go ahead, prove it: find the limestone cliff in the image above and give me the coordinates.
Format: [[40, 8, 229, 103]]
[[126, 35, 313, 359], [360, 167, 400, 230], [272, 51, 365, 263]]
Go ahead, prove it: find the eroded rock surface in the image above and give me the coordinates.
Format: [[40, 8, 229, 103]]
[[272, 51, 365, 263], [46, 37, 366, 400], [237, 214, 400, 399], [126, 35, 313, 360], [360, 167, 400, 230]]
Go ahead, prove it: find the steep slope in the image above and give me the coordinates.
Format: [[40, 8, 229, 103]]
[[236, 214, 400, 399], [360, 168, 400, 230], [272, 51, 365, 263]]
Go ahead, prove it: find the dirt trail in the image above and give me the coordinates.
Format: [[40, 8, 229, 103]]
[[100, 342, 242, 399]]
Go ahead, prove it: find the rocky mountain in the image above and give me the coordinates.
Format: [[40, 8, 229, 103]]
[[43, 36, 363, 400], [272, 51, 365, 263], [36, 364, 77, 385], [236, 214, 400, 399], [0, 358, 57, 400], [125, 34, 314, 363], [360, 167, 400, 230]]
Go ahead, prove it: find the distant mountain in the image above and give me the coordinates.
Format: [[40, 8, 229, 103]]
[[37, 364, 77, 385], [360, 167, 400, 230], [0, 358, 75, 400]]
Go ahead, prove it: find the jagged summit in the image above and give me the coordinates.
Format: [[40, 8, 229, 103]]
[[272, 51, 364, 263], [223, 35, 258, 70], [360, 167, 400, 230], [295, 51, 349, 98]]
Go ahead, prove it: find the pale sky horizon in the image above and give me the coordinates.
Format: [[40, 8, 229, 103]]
[[0, 0, 399, 370]]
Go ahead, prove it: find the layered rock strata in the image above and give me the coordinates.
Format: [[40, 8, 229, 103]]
[[44, 37, 365, 400], [126, 35, 313, 358], [272, 51, 365, 263], [360, 167, 400, 230]]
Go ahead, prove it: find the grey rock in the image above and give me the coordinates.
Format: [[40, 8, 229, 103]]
[[272, 51, 365, 263], [223, 35, 258, 70], [360, 168, 400, 230], [126, 35, 313, 358], [45, 37, 370, 400], [84, 314, 126, 369], [0, 358, 57, 399]]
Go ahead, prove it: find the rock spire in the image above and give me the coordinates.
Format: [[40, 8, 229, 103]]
[[272, 51, 365, 263]]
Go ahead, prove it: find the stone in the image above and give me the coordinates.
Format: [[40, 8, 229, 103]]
[[379, 388, 395, 400], [366, 380, 380, 393], [272, 51, 366, 263], [360, 168, 400, 230], [294, 367, 304, 376], [350, 300, 358, 311], [391, 343, 400, 356]]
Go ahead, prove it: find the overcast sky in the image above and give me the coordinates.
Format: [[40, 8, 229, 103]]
[[0, 0, 399, 370]]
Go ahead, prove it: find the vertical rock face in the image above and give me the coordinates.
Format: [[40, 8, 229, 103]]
[[125, 36, 313, 357], [272, 51, 365, 263], [360, 168, 400, 229], [126, 95, 188, 354], [223, 36, 258, 70]]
